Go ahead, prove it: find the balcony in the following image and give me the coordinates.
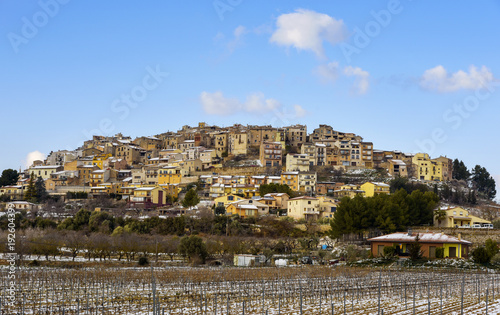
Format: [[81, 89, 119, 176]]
[[303, 209, 320, 214]]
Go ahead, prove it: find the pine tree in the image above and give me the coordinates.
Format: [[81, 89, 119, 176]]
[[182, 188, 200, 208], [471, 165, 497, 199], [35, 177, 48, 202], [24, 172, 36, 202]]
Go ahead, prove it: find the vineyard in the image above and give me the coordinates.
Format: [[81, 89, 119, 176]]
[[1, 266, 499, 314]]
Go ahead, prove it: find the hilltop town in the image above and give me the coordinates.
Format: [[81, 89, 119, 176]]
[[1, 122, 465, 210], [0, 122, 498, 267]]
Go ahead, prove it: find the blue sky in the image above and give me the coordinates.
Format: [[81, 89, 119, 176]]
[[1, 1, 500, 193]]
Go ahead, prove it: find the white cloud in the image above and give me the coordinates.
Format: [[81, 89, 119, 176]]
[[244, 92, 281, 113], [200, 91, 283, 116], [420, 65, 494, 92], [24, 151, 46, 168], [270, 9, 347, 57], [343, 66, 370, 94], [216, 25, 247, 55], [233, 25, 246, 38], [213, 32, 225, 42], [293, 104, 307, 118], [200, 91, 241, 115], [200, 91, 307, 122], [314, 61, 340, 83]]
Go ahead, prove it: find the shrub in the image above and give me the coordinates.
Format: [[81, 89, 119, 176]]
[[178, 235, 208, 264], [435, 247, 444, 259], [408, 237, 423, 261], [491, 253, 500, 266], [138, 256, 149, 266], [29, 260, 40, 267], [471, 246, 490, 264], [383, 245, 396, 259]]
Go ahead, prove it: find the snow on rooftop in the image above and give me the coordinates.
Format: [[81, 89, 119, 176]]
[[371, 182, 390, 187], [391, 159, 406, 166], [236, 204, 258, 210], [368, 232, 471, 244]]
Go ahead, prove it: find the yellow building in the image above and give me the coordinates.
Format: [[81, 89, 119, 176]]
[[91, 154, 112, 169], [229, 184, 259, 198], [264, 193, 290, 210], [130, 186, 169, 207], [281, 171, 299, 191], [28, 165, 64, 180], [90, 169, 110, 186], [434, 207, 491, 228], [433, 156, 453, 181], [158, 183, 179, 198], [133, 136, 163, 150], [209, 183, 226, 198], [89, 183, 119, 197], [226, 199, 269, 218], [285, 154, 310, 172], [0, 186, 25, 200], [77, 165, 99, 185], [287, 196, 320, 220], [298, 172, 317, 194], [412, 153, 444, 181], [384, 159, 408, 177], [368, 232, 471, 258], [158, 166, 182, 185], [360, 142, 374, 168], [228, 132, 248, 155], [332, 184, 366, 198], [360, 182, 391, 197], [317, 196, 338, 219], [213, 132, 228, 156], [214, 194, 245, 208]]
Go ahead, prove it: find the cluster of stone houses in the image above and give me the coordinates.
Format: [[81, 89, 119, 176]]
[[0, 122, 455, 216]]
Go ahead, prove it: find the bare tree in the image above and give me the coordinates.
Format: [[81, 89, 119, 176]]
[[64, 230, 87, 261]]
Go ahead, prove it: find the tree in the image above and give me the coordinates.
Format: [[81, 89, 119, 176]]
[[435, 247, 444, 259], [178, 235, 208, 264], [485, 238, 499, 259], [0, 169, 19, 187], [88, 211, 115, 233], [452, 159, 470, 181], [434, 209, 447, 227], [64, 231, 87, 261], [24, 173, 36, 202], [35, 177, 48, 202], [408, 234, 423, 261], [182, 188, 200, 208], [259, 183, 294, 197], [214, 205, 226, 216], [471, 165, 496, 199], [472, 246, 490, 264]]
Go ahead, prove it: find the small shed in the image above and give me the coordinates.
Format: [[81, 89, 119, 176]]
[[233, 254, 265, 267]]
